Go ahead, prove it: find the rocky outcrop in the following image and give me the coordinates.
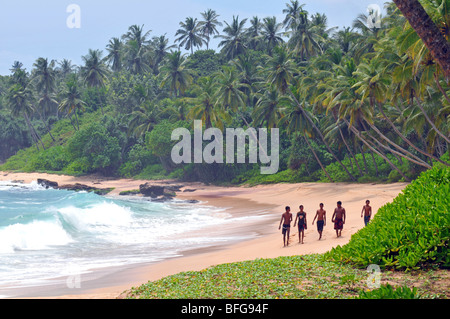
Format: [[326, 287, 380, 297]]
[[58, 183, 114, 195], [37, 179, 59, 189], [139, 183, 165, 198], [37, 179, 113, 195]]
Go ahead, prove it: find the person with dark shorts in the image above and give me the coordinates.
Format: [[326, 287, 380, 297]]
[[312, 203, 326, 240], [278, 206, 292, 247], [332, 201, 346, 237], [293, 205, 307, 244], [361, 200, 372, 226]]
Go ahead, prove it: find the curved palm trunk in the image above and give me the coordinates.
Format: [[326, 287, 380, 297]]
[[288, 91, 356, 181], [359, 145, 369, 175], [434, 74, 450, 105], [303, 133, 333, 182], [24, 112, 45, 151], [378, 102, 449, 166], [332, 110, 363, 176], [393, 0, 450, 78], [36, 107, 56, 142], [344, 118, 410, 182], [366, 121, 431, 168], [366, 129, 431, 168], [413, 91, 450, 144]]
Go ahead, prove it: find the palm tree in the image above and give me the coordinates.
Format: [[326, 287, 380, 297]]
[[175, 17, 205, 55], [59, 75, 85, 131], [333, 27, 359, 55], [287, 16, 324, 60], [246, 16, 263, 50], [393, 0, 450, 77], [216, 16, 248, 60], [122, 24, 152, 50], [352, 58, 433, 168], [81, 49, 109, 114], [57, 59, 76, 79], [199, 9, 222, 50], [281, 102, 333, 182], [7, 83, 45, 150], [122, 25, 152, 74], [106, 37, 123, 72], [261, 16, 284, 55], [214, 66, 248, 115], [230, 53, 262, 107], [149, 35, 176, 75], [189, 77, 229, 129], [160, 51, 193, 97], [266, 46, 356, 181], [32, 57, 58, 124], [253, 86, 288, 128], [282, 0, 306, 31], [127, 101, 160, 139]]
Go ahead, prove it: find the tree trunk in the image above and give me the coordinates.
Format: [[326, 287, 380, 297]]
[[369, 149, 379, 177], [344, 118, 410, 182], [36, 107, 56, 142], [332, 110, 363, 176], [434, 74, 450, 105], [288, 91, 356, 181], [360, 145, 369, 175], [366, 121, 431, 168], [393, 0, 450, 78], [413, 91, 450, 144], [378, 102, 449, 166], [24, 112, 45, 151], [304, 133, 333, 182]]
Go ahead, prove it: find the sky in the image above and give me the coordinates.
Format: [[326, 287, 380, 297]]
[[0, 0, 389, 75]]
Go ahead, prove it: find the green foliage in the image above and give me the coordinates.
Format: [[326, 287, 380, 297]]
[[127, 254, 367, 299], [326, 165, 450, 270], [65, 122, 122, 175], [358, 284, 420, 299], [119, 143, 158, 178], [185, 50, 225, 78], [0, 112, 31, 161]]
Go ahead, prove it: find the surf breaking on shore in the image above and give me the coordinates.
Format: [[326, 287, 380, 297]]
[[0, 172, 408, 299]]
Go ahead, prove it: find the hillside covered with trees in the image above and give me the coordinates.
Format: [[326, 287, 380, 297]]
[[0, 0, 448, 184]]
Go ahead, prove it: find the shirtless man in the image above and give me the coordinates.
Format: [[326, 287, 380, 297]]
[[361, 200, 372, 226], [332, 201, 346, 237], [293, 205, 307, 244], [278, 206, 292, 247], [312, 203, 326, 240]]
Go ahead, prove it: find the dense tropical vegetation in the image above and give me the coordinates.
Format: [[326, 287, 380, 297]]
[[0, 0, 449, 184], [125, 164, 449, 299]]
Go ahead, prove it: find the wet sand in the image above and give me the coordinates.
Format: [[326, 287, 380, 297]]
[[0, 171, 408, 299]]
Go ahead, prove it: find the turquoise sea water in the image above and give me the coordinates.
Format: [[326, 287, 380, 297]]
[[0, 181, 267, 296]]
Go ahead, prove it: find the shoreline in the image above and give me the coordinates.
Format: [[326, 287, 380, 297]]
[[0, 171, 409, 299]]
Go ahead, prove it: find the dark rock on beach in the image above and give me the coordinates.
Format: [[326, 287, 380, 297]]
[[139, 183, 165, 198], [37, 179, 59, 189]]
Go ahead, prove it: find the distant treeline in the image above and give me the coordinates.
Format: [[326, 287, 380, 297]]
[[0, 0, 448, 183]]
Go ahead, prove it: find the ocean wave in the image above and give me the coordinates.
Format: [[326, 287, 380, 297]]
[[0, 220, 73, 254]]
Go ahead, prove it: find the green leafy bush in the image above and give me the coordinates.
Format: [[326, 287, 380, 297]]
[[326, 165, 450, 270], [66, 123, 122, 175], [358, 284, 420, 299]]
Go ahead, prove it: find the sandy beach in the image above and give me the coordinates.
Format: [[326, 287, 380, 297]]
[[0, 171, 408, 299]]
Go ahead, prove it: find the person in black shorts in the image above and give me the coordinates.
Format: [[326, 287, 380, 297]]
[[312, 203, 326, 240], [293, 205, 307, 244], [278, 206, 292, 247]]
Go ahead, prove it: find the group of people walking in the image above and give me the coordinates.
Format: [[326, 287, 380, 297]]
[[278, 200, 372, 247]]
